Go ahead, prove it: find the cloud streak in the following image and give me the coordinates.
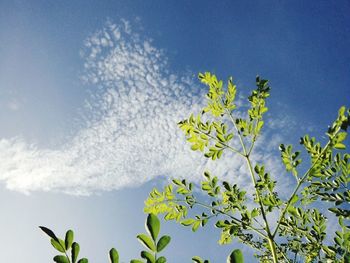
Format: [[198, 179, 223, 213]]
[[0, 20, 286, 195]]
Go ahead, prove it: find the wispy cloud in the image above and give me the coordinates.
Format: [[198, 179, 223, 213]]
[[0, 20, 287, 195]]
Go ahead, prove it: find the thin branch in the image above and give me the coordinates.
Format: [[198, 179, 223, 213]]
[[272, 129, 339, 238], [170, 198, 268, 239], [195, 127, 245, 157]]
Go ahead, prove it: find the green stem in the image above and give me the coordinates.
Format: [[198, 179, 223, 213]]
[[194, 201, 268, 239], [267, 237, 278, 263], [171, 198, 268, 239], [65, 254, 71, 263], [227, 110, 278, 262], [195, 128, 245, 157], [272, 133, 337, 238], [58, 244, 71, 263]]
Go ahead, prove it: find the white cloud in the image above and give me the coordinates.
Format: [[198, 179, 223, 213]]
[[7, 101, 20, 111], [0, 20, 287, 196]]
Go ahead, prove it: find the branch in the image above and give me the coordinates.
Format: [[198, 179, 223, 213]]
[[272, 132, 338, 238]]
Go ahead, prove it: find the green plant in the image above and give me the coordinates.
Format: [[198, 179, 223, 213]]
[[144, 72, 350, 262], [40, 213, 242, 262], [39, 226, 90, 263], [131, 213, 170, 263], [40, 214, 170, 263]]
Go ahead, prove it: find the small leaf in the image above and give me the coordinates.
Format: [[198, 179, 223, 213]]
[[77, 258, 88, 263], [72, 242, 80, 263], [227, 249, 244, 263], [53, 255, 69, 263], [334, 143, 346, 149], [337, 132, 347, 142], [251, 209, 259, 218], [109, 248, 119, 263], [157, 235, 171, 252], [290, 195, 299, 205], [39, 226, 59, 242], [51, 238, 66, 253], [192, 257, 203, 263], [130, 260, 144, 263], [181, 219, 195, 226], [137, 234, 156, 252], [141, 250, 155, 262], [156, 257, 166, 263], [192, 221, 201, 232], [146, 214, 160, 241], [65, 230, 74, 250]]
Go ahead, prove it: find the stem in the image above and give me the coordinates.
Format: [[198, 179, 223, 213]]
[[194, 201, 268, 239], [196, 128, 245, 157], [247, 136, 256, 156], [228, 111, 271, 231], [247, 157, 278, 263], [64, 250, 70, 263], [272, 138, 334, 238], [227, 110, 278, 262], [54, 241, 71, 263], [169, 198, 268, 239], [267, 237, 278, 263]]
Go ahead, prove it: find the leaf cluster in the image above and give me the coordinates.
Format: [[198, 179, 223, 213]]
[[145, 72, 350, 263], [39, 227, 89, 263]]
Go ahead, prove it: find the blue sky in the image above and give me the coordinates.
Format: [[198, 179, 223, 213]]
[[0, 1, 349, 262]]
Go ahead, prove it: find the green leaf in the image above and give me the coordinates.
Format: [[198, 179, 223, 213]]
[[157, 235, 171, 252], [137, 234, 156, 252], [109, 248, 119, 263], [77, 258, 88, 263], [140, 250, 155, 263], [192, 221, 201, 232], [51, 238, 66, 253], [251, 208, 259, 218], [344, 253, 350, 263], [290, 195, 299, 205], [71, 242, 80, 263], [227, 249, 244, 263], [53, 255, 69, 263], [146, 214, 160, 241], [156, 257, 166, 263], [334, 143, 346, 149], [181, 219, 195, 226], [337, 132, 347, 142], [192, 257, 203, 263], [130, 260, 144, 263], [65, 230, 74, 250], [39, 226, 59, 242]]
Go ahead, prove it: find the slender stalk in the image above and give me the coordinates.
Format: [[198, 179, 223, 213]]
[[170, 198, 268, 239], [272, 138, 334, 238], [195, 128, 245, 157], [226, 110, 278, 263], [246, 156, 279, 263], [194, 201, 268, 239], [247, 136, 256, 156], [268, 238, 278, 263], [61, 249, 70, 263], [58, 243, 71, 263], [227, 111, 271, 232]]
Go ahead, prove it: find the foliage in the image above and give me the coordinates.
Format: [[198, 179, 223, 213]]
[[40, 214, 171, 263], [144, 72, 350, 262], [40, 214, 243, 262]]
